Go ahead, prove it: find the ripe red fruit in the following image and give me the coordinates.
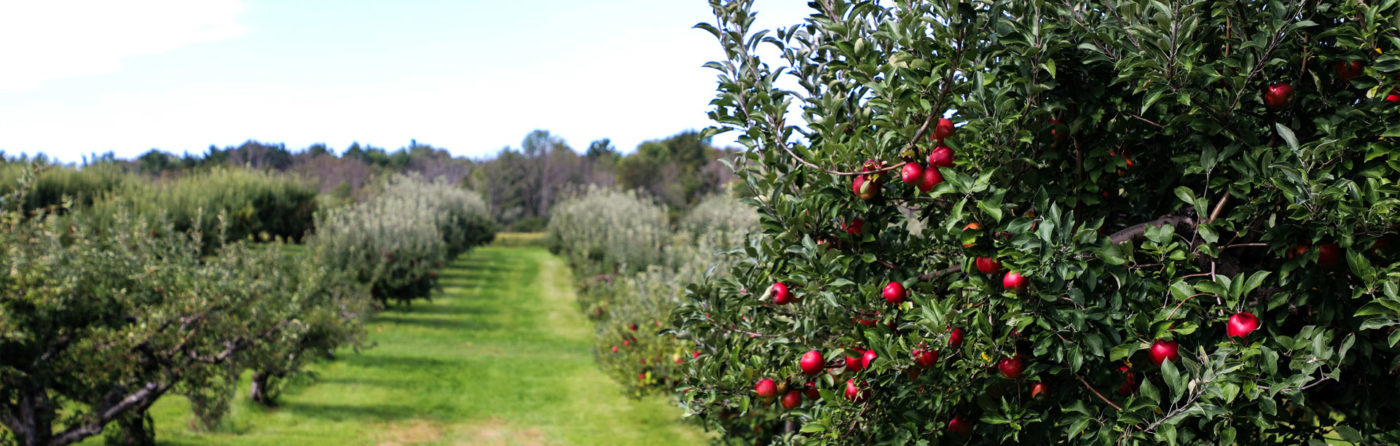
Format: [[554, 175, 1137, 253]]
[[917, 165, 942, 192], [912, 348, 939, 368], [932, 118, 955, 141], [997, 357, 1025, 380], [1002, 272, 1027, 293], [803, 381, 821, 400], [693, 350, 701, 358], [780, 390, 801, 409], [861, 349, 879, 370], [882, 281, 906, 305], [1049, 118, 1068, 143], [845, 218, 865, 236], [755, 378, 778, 399], [770, 282, 792, 305], [845, 348, 866, 372], [948, 416, 973, 438], [901, 162, 924, 184], [948, 328, 965, 348], [1226, 312, 1260, 338], [628, 323, 638, 331], [1149, 339, 1180, 366], [1288, 243, 1310, 259], [975, 256, 1002, 275], [1031, 381, 1049, 400], [800, 350, 825, 375], [1336, 61, 1364, 82], [853, 317, 876, 327], [1263, 82, 1294, 108], [1317, 242, 1342, 268], [1387, 91, 1400, 102], [843, 378, 867, 402], [1116, 371, 1140, 395], [852, 174, 878, 200], [962, 223, 983, 248], [928, 145, 955, 168], [611, 346, 618, 353]]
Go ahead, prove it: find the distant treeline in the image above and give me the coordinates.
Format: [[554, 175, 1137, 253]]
[[7, 129, 740, 230]]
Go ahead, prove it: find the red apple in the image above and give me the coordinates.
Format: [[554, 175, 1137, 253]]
[[901, 162, 924, 184], [1226, 312, 1260, 338], [928, 145, 955, 168], [1149, 339, 1180, 366], [962, 223, 983, 248], [853, 317, 876, 327], [844, 378, 867, 402], [693, 351, 701, 358], [913, 348, 939, 368], [846, 348, 866, 372], [628, 323, 638, 331], [852, 174, 878, 200], [975, 256, 1002, 275], [755, 378, 778, 399], [1116, 371, 1140, 395], [948, 327, 965, 348], [1288, 243, 1310, 259], [803, 381, 821, 400], [611, 346, 618, 353], [1387, 91, 1400, 103], [1263, 82, 1294, 108], [780, 390, 802, 409], [882, 281, 906, 305], [1002, 272, 1028, 293], [1049, 118, 1068, 143], [1317, 242, 1342, 268], [845, 218, 865, 236], [932, 118, 955, 141], [800, 350, 825, 375], [917, 165, 942, 192], [861, 349, 879, 370], [948, 416, 973, 438], [997, 356, 1025, 380], [771, 282, 792, 305], [1031, 381, 1049, 399], [1336, 61, 1364, 83]]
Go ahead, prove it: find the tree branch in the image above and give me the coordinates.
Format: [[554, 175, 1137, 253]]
[[1109, 216, 1196, 244], [1076, 374, 1123, 411]]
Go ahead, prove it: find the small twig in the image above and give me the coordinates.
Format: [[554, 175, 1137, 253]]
[[1077, 374, 1123, 411], [1222, 243, 1268, 249], [1208, 194, 1230, 224]]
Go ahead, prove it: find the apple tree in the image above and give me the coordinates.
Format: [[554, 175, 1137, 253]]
[[674, 0, 1400, 444]]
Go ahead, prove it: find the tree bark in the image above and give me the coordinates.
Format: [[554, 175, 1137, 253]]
[[249, 371, 276, 407], [1, 386, 55, 446], [107, 411, 155, 446]]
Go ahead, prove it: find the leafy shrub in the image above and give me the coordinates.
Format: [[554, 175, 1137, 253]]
[[547, 186, 669, 278], [0, 162, 132, 213], [675, 1, 1400, 445], [89, 167, 317, 250], [310, 175, 494, 305], [549, 188, 757, 396], [0, 203, 326, 445]]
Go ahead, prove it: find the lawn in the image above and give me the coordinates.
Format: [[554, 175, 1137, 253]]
[[114, 244, 704, 445]]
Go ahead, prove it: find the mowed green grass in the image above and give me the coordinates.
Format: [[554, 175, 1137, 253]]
[[116, 245, 704, 445]]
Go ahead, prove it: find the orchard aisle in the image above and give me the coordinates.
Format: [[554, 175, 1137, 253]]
[[133, 244, 705, 445]]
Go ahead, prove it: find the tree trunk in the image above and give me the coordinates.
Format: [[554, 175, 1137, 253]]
[[105, 411, 155, 446], [1, 386, 55, 446], [249, 371, 274, 406]]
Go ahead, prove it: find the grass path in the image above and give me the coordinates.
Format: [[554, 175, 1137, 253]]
[[129, 245, 704, 445]]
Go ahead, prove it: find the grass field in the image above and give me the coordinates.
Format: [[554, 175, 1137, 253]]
[[114, 243, 704, 445]]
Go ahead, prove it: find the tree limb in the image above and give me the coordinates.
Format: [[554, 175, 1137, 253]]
[[1109, 216, 1196, 244]]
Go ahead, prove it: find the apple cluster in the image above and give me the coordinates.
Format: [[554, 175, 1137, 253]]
[[680, 0, 1400, 444]]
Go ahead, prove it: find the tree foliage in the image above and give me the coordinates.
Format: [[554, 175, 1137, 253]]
[[675, 0, 1400, 444]]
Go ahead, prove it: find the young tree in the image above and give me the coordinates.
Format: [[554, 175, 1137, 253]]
[[675, 0, 1399, 444]]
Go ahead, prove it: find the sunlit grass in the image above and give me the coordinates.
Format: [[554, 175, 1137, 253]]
[[113, 246, 703, 445]]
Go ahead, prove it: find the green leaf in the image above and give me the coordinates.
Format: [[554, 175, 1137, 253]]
[[1174, 187, 1194, 205], [1275, 123, 1300, 152], [1335, 425, 1361, 443], [1096, 244, 1127, 265]]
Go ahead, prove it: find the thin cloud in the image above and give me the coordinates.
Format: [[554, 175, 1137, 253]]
[[0, 0, 245, 93]]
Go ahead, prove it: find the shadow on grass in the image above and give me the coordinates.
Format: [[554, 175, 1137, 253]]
[[371, 314, 499, 332], [277, 401, 424, 422], [343, 353, 462, 371]]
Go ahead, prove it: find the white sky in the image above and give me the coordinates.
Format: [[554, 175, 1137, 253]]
[[0, 0, 812, 162]]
